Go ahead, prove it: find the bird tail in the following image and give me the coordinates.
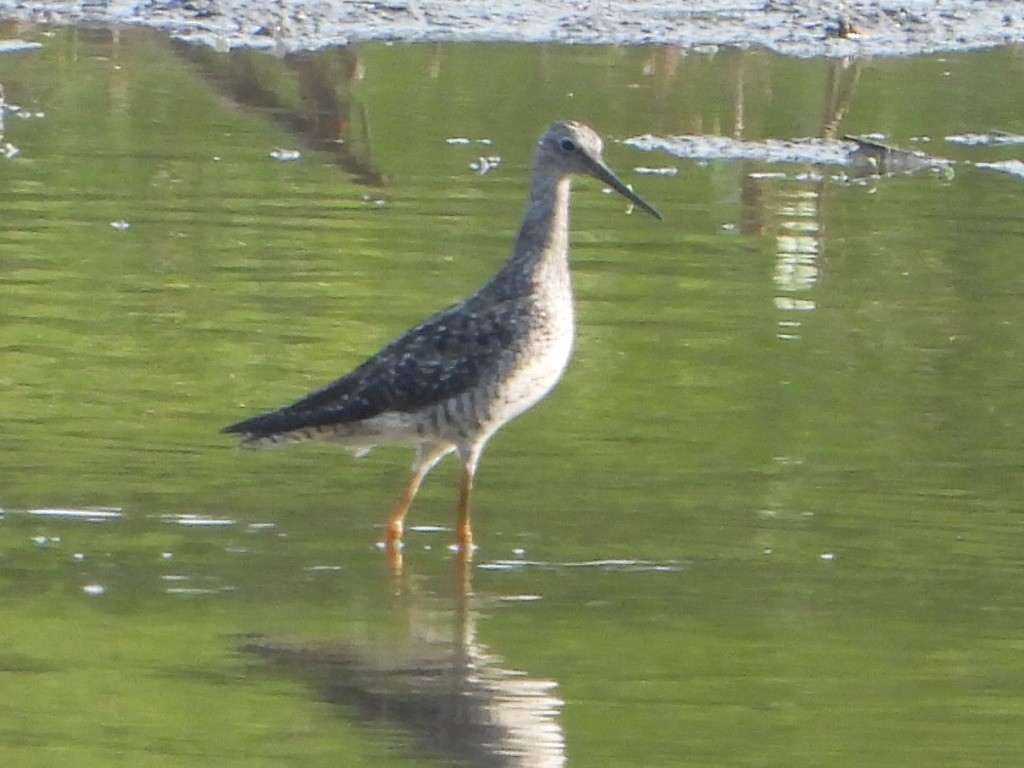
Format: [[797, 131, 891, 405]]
[[222, 409, 316, 448]]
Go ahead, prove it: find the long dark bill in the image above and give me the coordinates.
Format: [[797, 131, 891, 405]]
[[591, 158, 662, 220]]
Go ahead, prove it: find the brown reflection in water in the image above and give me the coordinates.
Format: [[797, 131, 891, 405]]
[[241, 554, 565, 767], [822, 58, 862, 141], [172, 41, 385, 186]]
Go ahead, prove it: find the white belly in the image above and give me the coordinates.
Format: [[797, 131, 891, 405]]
[[490, 306, 575, 428]]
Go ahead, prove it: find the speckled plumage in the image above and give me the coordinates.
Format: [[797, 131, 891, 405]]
[[224, 121, 660, 550]]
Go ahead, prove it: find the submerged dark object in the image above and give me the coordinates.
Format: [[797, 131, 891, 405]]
[[844, 134, 949, 177]]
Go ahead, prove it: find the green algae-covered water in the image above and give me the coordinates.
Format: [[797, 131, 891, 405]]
[[2, 27, 1024, 767]]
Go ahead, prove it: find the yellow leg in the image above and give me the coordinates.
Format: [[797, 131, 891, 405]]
[[457, 464, 474, 552], [385, 471, 424, 547], [384, 443, 453, 549], [385, 539, 404, 578], [454, 544, 473, 605]]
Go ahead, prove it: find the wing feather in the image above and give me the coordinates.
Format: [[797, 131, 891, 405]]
[[222, 294, 526, 439]]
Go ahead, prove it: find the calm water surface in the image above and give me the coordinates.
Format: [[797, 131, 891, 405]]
[[2, 27, 1024, 767]]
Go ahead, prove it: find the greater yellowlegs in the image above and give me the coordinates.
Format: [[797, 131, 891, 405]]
[[224, 121, 661, 551]]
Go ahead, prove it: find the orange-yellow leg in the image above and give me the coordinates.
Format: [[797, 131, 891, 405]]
[[385, 470, 425, 547], [454, 441, 486, 553], [454, 543, 473, 598], [385, 539, 404, 577], [384, 443, 453, 549], [457, 464, 474, 552]]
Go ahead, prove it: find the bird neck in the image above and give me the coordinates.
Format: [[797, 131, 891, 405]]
[[509, 171, 573, 279]]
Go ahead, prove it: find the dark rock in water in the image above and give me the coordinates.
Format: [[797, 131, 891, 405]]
[[844, 135, 952, 178]]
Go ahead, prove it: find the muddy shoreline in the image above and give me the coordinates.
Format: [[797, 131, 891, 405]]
[[0, 0, 1022, 57]]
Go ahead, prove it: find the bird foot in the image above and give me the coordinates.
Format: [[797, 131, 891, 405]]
[[379, 527, 405, 577], [384, 520, 404, 548], [449, 537, 475, 557]]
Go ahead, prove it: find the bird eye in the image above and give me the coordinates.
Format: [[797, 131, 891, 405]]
[[559, 138, 577, 152]]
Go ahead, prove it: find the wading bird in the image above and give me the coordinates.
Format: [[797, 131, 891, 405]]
[[224, 121, 661, 553]]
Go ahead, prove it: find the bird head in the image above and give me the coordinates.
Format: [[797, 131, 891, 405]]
[[536, 121, 661, 219]]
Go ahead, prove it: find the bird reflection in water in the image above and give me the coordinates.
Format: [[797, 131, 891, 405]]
[[240, 553, 566, 767]]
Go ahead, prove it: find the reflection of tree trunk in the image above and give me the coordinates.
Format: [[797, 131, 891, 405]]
[[172, 42, 386, 186], [821, 59, 861, 140], [241, 555, 566, 767]]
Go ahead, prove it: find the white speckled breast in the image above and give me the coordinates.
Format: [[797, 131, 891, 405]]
[[488, 267, 575, 429]]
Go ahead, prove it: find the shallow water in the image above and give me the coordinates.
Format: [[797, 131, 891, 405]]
[[2, 27, 1024, 767]]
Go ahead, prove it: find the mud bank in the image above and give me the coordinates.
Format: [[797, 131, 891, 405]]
[[1, 0, 1023, 57]]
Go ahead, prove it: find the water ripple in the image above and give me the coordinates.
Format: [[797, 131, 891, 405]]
[[478, 558, 685, 573], [27, 507, 122, 521], [161, 514, 236, 527]]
